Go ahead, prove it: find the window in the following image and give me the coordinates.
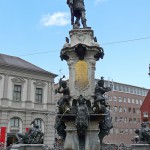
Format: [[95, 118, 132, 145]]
[[120, 129, 124, 134], [128, 98, 131, 103], [129, 118, 132, 123], [125, 128, 128, 134], [114, 106, 117, 112], [35, 88, 43, 103], [137, 118, 140, 123], [118, 117, 123, 122], [34, 118, 44, 132], [123, 107, 127, 112], [113, 96, 117, 101], [139, 89, 142, 95], [130, 87, 133, 94], [136, 108, 140, 114], [10, 117, 19, 127], [118, 97, 122, 102], [123, 86, 127, 92], [116, 84, 119, 91], [133, 118, 136, 123], [119, 106, 122, 112], [123, 97, 127, 103], [142, 90, 145, 96], [13, 84, 22, 101], [133, 108, 136, 113], [34, 118, 42, 129], [10, 117, 22, 133], [132, 99, 135, 104], [126, 87, 129, 93], [143, 112, 148, 118], [137, 89, 140, 95], [124, 117, 127, 123], [139, 100, 142, 105], [128, 107, 132, 113], [134, 88, 137, 94], [136, 99, 139, 104], [119, 85, 122, 91]]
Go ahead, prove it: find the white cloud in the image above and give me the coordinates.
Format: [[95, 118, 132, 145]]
[[95, 0, 107, 5], [40, 12, 70, 27]]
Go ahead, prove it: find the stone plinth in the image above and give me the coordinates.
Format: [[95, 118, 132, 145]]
[[131, 144, 150, 150], [60, 114, 104, 150], [60, 28, 104, 101], [10, 144, 48, 150]]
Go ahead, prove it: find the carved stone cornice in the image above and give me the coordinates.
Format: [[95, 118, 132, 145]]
[[11, 77, 25, 84], [61, 44, 104, 61], [33, 80, 46, 87]]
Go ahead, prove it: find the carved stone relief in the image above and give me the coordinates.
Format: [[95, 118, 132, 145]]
[[11, 77, 25, 84], [33, 80, 46, 87]]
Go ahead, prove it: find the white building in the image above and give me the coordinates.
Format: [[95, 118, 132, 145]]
[[0, 53, 57, 147]]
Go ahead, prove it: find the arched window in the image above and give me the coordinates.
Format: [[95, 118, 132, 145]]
[[9, 117, 22, 133], [34, 118, 44, 132]]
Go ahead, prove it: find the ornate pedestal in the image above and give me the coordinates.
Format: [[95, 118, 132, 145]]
[[61, 28, 104, 100], [61, 114, 104, 150]]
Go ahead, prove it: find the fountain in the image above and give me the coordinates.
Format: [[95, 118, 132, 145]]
[[54, 1, 113, 150]]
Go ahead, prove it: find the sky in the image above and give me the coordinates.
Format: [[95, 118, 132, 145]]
[[0, 0, 150, 89]]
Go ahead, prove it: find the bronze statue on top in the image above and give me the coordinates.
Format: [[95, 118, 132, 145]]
[[67, 0, 87, 29]]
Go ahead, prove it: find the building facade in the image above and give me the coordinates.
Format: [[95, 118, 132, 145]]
[[140, 90, 150, 123], [103, 80, 148, 146], [0, 54, 57, 147]]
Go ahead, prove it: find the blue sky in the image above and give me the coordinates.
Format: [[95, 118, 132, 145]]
[[0, 0, 150, 88]]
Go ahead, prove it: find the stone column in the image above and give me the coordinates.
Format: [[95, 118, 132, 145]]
[[27, 78, 31, 101], [3, 74, 9, 99], [25, 78, 34, 109], [47, 82, 53, 103], [51, 83, 55, 104]]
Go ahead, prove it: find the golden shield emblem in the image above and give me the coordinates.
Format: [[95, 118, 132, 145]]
[[75, 60, 89, 90]]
